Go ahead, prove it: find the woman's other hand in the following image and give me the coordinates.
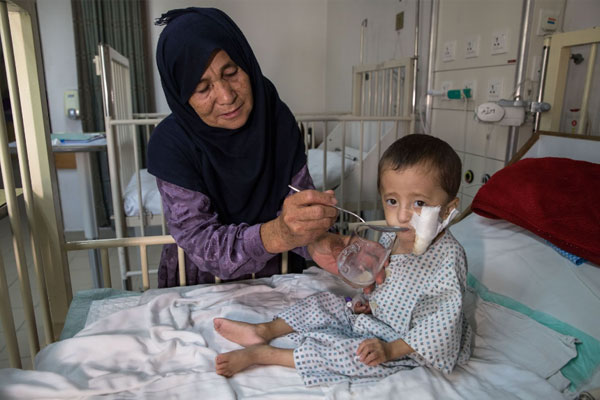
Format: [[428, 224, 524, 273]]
[[262, 189, 338, 253], [360, 257, 389, 294], [307, 233, 348, 276]]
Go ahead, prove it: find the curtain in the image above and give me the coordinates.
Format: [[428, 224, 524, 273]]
[[71, 0, 154, 226]]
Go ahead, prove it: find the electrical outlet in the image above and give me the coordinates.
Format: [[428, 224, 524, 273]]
[[442, 41, 456, 62], [465, 35, 480, 58], [463, 80, 477, 99], [487, 78, 503, 100], [491, 30, 508, 55], [441, 81, 453, 100]]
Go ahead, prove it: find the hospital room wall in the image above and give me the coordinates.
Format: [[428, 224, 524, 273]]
[[432, 0, 599, 213], [323, 0, 430, 113], [147, 0, 329, 115], [36, 0, 83, 232], [428, 0, 594, 212], [147, 0, 414, 115]]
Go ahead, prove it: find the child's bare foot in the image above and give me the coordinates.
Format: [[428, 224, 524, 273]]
[[213, 318, 267, 347], [215, 345, 262, 377]]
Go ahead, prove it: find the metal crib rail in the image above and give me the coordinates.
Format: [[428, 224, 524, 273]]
[[295, 114, 411, 227], [65, 235, 182, 291]]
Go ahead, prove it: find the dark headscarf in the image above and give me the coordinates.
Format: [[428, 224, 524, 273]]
[[148, 8, 306, 225]]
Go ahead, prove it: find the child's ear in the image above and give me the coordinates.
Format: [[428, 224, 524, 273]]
[[442, 197, 459, 218]]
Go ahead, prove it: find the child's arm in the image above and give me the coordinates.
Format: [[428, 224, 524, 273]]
[[356, 338, 414, 366]]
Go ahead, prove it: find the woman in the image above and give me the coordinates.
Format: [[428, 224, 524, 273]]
[[148, 8, 342, 287]]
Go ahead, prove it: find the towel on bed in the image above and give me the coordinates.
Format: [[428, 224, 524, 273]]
[[471, 157, 600, 266]]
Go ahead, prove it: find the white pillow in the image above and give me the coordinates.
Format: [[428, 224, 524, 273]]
[[307, 148, 358, 190], [122, 169, 162, 217]]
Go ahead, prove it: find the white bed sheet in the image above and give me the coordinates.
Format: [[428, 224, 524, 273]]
[[0, 268, 577, 399], [450, 213, 600, 341]]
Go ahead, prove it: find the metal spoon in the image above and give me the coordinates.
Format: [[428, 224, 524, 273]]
[[287, 185, 409, 233]]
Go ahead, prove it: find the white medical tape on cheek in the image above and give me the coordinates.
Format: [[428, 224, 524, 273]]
[[410, 206, 441, 255], [409, 206, 459, 255]]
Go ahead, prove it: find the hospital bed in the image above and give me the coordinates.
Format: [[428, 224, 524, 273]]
[[0, 3, 599, 397], [1, 132, 599, 399]]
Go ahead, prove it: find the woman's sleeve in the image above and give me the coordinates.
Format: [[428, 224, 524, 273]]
[[401, 255, 467, 374], [157, 178, 276, 280]]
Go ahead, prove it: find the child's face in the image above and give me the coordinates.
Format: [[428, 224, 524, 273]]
[[379, 163, 458, 230]]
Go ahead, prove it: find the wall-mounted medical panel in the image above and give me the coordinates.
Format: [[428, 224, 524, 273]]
[[428, 0, 567, 211], [431, 66, 517, 110], [434, 0, 522, 72]]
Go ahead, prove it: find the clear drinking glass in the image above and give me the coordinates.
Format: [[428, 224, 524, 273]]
[[337, 224, 396, 287]]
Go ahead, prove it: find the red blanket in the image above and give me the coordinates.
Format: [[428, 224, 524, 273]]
[[471, 157, 600, 266]]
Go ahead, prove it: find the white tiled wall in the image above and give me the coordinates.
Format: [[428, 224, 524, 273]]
[[429, 0, 566, 209]]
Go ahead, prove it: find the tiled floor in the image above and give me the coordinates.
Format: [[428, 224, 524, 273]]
[[0, 199, 162, 369]]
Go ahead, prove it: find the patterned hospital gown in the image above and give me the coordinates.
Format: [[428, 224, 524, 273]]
[[277, 230, 473, 386]]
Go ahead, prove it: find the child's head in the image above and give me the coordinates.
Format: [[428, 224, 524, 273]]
[[377, 134, 461, 228]]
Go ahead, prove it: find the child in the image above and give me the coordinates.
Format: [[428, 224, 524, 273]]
[[214, 134, 472, 386]]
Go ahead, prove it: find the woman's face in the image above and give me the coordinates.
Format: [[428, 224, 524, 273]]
[[188, 50, 253, 129]]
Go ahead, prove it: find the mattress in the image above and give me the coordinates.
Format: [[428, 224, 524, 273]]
[[450, 213, 600, 341]]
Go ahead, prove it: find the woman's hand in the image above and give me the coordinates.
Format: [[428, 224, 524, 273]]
[[262, 189, 338, 253], [307, 233, 349, 276]]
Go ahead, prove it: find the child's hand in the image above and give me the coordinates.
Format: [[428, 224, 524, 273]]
[[362, 258, 389, 294], [356, 338, 390, 366], [353, 301, 371, 314]]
